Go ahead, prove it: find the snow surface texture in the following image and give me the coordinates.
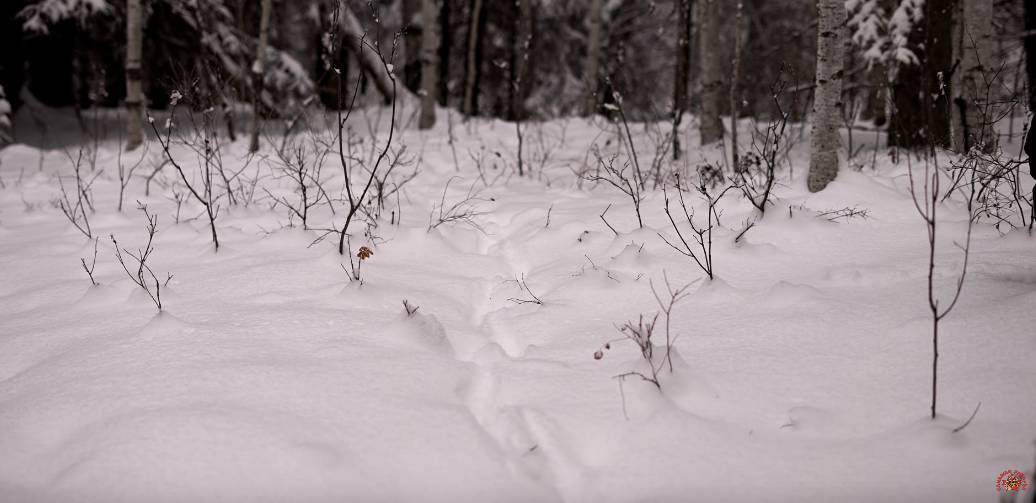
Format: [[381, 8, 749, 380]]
[[0, 107, 1034, 502]]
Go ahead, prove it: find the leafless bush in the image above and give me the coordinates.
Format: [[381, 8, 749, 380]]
[[149, 91, 222, 250], [595, 273, 693, 392], [816, 206, 870, 222], [80, 237, 99, 286], [265, 134, 334, 229], [333, 15, 403, 256], [583, 146, 644, 229], [116, 140, 149, 212], [428, 176, 487, 233], [659, 174, 734, 280], [507, 273, 544, 305], [402, 299, 420, 317], [735, 78, 790, 214], [111, 203, 171, 311], [944, 145, 1033, 234], [370, 146, 419, 224], [907, 156, 975, 420], [55, 147, 98, 239]]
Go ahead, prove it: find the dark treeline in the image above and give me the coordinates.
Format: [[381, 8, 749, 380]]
[[0, 0, 1032, 153]]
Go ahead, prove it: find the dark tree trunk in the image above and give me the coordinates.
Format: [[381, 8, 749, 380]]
[[1027, 0, 1036, 112], [672, 0, 693, 159], [509, 0, 533, 121], [462, 0, 486, 116], [438, 0, 451, 106], [888, 0, 954, 151]]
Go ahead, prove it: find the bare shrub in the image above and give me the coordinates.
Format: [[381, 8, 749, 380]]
[[149, 91, 222, 250], [428, 176, 487, 233], [507, 273, 544, 305], [265, 134, 334, 229], [80, 237, 99, 286], [55, 147, 98, 239], [111, 203, 171, 311], [659, 174, 734, 280], [595, 273, 693, 392]]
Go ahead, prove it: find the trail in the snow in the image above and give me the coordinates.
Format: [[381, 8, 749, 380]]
[[451, 198, 576, 502]]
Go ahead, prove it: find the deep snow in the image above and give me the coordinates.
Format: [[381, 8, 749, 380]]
[[0, 107, 1034, 502]]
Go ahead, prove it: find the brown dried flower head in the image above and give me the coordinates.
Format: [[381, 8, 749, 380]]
[[357, 246, 374, 260]]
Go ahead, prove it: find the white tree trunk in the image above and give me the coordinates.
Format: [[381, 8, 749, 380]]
[[248, 0, 273, 153], [418, 0, 438, 129], [125, 0, 144, 151], [953, 0, 993, 152], [807, 0, 845, 193], [698, 0, 723, 145], [584, 0, 604, 116]]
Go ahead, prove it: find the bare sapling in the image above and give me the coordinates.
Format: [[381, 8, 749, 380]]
[[111, 203, 171, 311], [735, 78, 790, 214], [117, 139, 149, 212], [80, 237, 99, 286], [659, 174, 734, 280], [55, 147, 98, 238], [907, 156, 975, 420], [583, 147, 645, 229], [428, 176, 487, 232], [595, 272, 693, 392], [331, 3, 403, 256], [149, 92, 222, 250], [266, 135, 334, 229]]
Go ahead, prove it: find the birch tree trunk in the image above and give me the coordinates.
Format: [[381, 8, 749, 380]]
[[953, 0, 993, 152], [248, 0, 273, 153], [807, 0, 845, 193], [698, 0, 724, 145], [584, 0, 604, 116], [462, 0, 485, 116], [671, 0, 692, 158], [337, 2, 400, 104], [418, 0, 439, 129], [0, 85, 11, 149], [125, 0, 144, 151]]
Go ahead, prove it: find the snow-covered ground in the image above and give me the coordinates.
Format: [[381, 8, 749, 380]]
[[1, 108, 1034, 502]]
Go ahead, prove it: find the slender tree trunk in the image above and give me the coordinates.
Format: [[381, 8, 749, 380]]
[[510, 0, 532, 121], [953, 0, 993, 152], [418, 0, 439, 129], [729, 2, 743, 168], [671, 0, 692, 158], [698, 0, 723, 145], [807, 0, 845, 192], [403, 0, 423, 92], [125, 0, 144, 151], [438, 0, 451, 106], [249, 0, 273, 153], [584, 0, 604, 116], [462, 0, 485, 116], [1026, 0, 1036, 112], [338, 2, 399, 104]]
